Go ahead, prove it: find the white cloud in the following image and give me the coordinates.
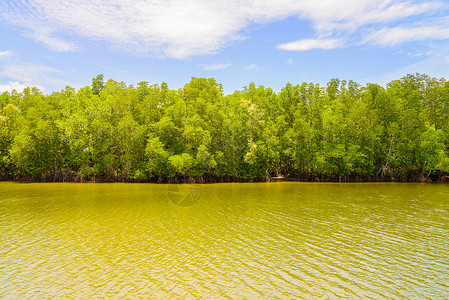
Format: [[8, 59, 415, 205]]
[[0, 63, 66, 92], [0, 0, 446, 58], [245, 64, 258, 70], [203, 63, 230, 71], [0, 81, 31, 93], [296, 0, 443, 33], [2, 63, 59, 84], [278, 38, 344, 51], [0, 50, 13, 58], [30, 31, 79, 52], [408, 50, 432, 58], [363, 24, 449, 46]]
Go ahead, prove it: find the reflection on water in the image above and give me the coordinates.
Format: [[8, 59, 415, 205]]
[[1, 182, 448, 298]]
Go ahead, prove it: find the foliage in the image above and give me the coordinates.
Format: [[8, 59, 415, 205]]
[[1, 74, 448, 181]]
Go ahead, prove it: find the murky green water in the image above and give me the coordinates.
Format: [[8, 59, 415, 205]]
[[1, 182, 448, 298]]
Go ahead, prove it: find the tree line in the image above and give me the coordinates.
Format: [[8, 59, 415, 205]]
[[1, 73, 449, 182]]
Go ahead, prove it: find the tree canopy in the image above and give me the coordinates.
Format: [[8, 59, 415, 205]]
[[1, 74, 449, 182]]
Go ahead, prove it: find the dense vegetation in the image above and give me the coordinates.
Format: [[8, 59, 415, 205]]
[[1, 74, 449, 182]]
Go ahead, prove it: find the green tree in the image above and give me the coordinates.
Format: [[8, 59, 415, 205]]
[[91, 74, 105, 95]]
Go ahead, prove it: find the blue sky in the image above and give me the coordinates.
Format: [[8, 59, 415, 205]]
[[1, 0, 449, 94]]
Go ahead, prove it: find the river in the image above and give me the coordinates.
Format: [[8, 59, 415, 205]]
[[1, 182, 448, 298]]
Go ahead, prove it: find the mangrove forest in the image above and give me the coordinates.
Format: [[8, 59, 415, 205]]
[[1, 73, 449, 182]]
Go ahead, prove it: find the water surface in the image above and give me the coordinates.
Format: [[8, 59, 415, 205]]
[[1, 182, 448, 298]]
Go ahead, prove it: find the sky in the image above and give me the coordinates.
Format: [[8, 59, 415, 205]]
[[1, 0, 449, 95]]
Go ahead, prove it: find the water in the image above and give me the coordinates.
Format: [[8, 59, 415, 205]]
[[1, 182, 448, 298]]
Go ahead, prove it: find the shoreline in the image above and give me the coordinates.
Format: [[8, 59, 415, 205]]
[[1, 174, 447, 183]]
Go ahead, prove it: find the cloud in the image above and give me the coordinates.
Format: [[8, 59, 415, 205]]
[[245, 64, 258, 70], [0, 0, 446, 58], [278, 38, 344, 51], [203, 63, 230, 71], [408, 50, 432, 58], [296, 0, 443, 33], [30, 30, 79, 52], [362, 23, 449, 46], [0, 63, 66, 92], [1, 0, 248, 58], [277, 1, 447, 52], [2, 63, 59, 84], [0, 81, 30, 93], [0, 50, 13, 58]]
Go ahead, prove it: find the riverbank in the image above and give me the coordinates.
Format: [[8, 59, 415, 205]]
[[2, 173, 448, 183]]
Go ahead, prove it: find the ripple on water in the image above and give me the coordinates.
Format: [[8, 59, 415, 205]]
[[0, 182, 449, 298]]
